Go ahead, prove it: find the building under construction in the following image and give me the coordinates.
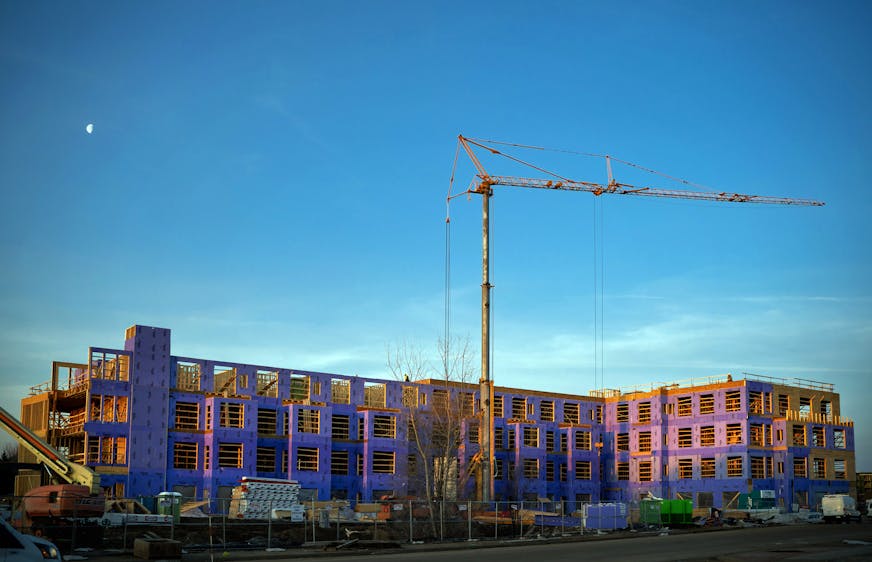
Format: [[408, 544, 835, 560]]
[[16, 325, 855, 512]]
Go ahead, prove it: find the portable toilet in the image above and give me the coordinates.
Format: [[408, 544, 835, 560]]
[[157, 492, 182, 523]]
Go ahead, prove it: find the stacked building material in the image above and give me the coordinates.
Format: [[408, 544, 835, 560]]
[[583, 503, 628, 530], [228, 477, 303, 520]]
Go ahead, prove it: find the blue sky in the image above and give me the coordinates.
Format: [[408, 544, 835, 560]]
[[1, 1, 870, 469]]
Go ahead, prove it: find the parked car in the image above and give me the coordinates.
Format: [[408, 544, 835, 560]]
[[0, 518, 62, 561]]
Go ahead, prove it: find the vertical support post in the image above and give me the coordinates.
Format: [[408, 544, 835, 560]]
[[311, 498, 316, 541], [467, 500, 472, 541], [409, 499, 413, 543], [479, 186, 493, 503], [440, 500, 444, 541], [267, 499, 272, 549], [519, 501, 524, 539], [170, 506, 175, 541], [208, 515, 214, 562], [494, 500, 498, 540]]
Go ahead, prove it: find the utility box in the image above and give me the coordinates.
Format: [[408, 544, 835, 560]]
[[133, 538, 182, 560]]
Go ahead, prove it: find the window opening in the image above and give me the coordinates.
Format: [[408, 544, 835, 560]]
[[256, 370, 279, 397], [173, 442, 198, 470]]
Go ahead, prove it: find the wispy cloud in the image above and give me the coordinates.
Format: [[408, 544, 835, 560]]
[[252, 93, 332, 153], [719, 295, 869, 304]]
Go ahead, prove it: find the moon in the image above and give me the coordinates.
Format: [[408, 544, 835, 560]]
[[85, 123, 94, 134]]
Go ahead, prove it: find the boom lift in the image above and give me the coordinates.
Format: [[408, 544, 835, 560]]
[[453, 135, 825, 502], [0, 406, 104, 535]]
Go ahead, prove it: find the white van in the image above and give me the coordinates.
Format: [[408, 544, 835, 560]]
[[821, 494, 861, 523], [0, 519, 62, 561]]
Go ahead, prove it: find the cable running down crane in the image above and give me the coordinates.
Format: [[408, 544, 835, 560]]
[[451, 134, 825, 503]]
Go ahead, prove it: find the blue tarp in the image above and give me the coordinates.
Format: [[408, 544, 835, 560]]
[[534, 515, 582, 527]]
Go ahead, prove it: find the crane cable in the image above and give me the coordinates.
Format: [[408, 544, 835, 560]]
[[598, 196, 605, 393], [466, 137, 717, 192], [592, 195, 605, 393], [444, 140, 461, 371], [593, 196, 598, 393]]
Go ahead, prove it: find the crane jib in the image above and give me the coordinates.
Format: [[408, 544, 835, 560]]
[[487, 175, 825, 206]]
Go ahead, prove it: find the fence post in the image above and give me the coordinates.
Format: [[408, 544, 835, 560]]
[[161, 494, 173, 542], [439, 500, 444, 542], [519, 501, 523, 539], [467, 500, 471, 541], [494, 500, 498, 540], [267, 499, 272, 549], [408, 499, 413, 543], [208, 515, 214, 562], [561, 500, 565, 535], [311, 498, 315, 541]]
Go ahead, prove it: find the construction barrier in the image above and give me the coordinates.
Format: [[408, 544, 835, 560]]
[[0, 494, 685, 553]]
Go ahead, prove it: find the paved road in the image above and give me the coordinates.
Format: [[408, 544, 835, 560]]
[[220, 524, 872, 562], [96, 523, 872, 562]]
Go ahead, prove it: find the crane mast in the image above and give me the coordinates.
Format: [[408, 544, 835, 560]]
[[455, 135, 824, 503]]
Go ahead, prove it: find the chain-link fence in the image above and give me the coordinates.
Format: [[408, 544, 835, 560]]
[[2, 494, 668, 553]]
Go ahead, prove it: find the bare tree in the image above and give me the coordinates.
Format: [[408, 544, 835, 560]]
[[387, 337, 478, 535]]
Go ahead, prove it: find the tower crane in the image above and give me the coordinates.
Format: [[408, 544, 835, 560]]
[[452, 135, 825, 503]]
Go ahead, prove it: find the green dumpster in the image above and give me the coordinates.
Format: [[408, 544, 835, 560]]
[[157, 492, 182, 523], [640, 499, 662, 524], [662, 499, 693, 524]]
